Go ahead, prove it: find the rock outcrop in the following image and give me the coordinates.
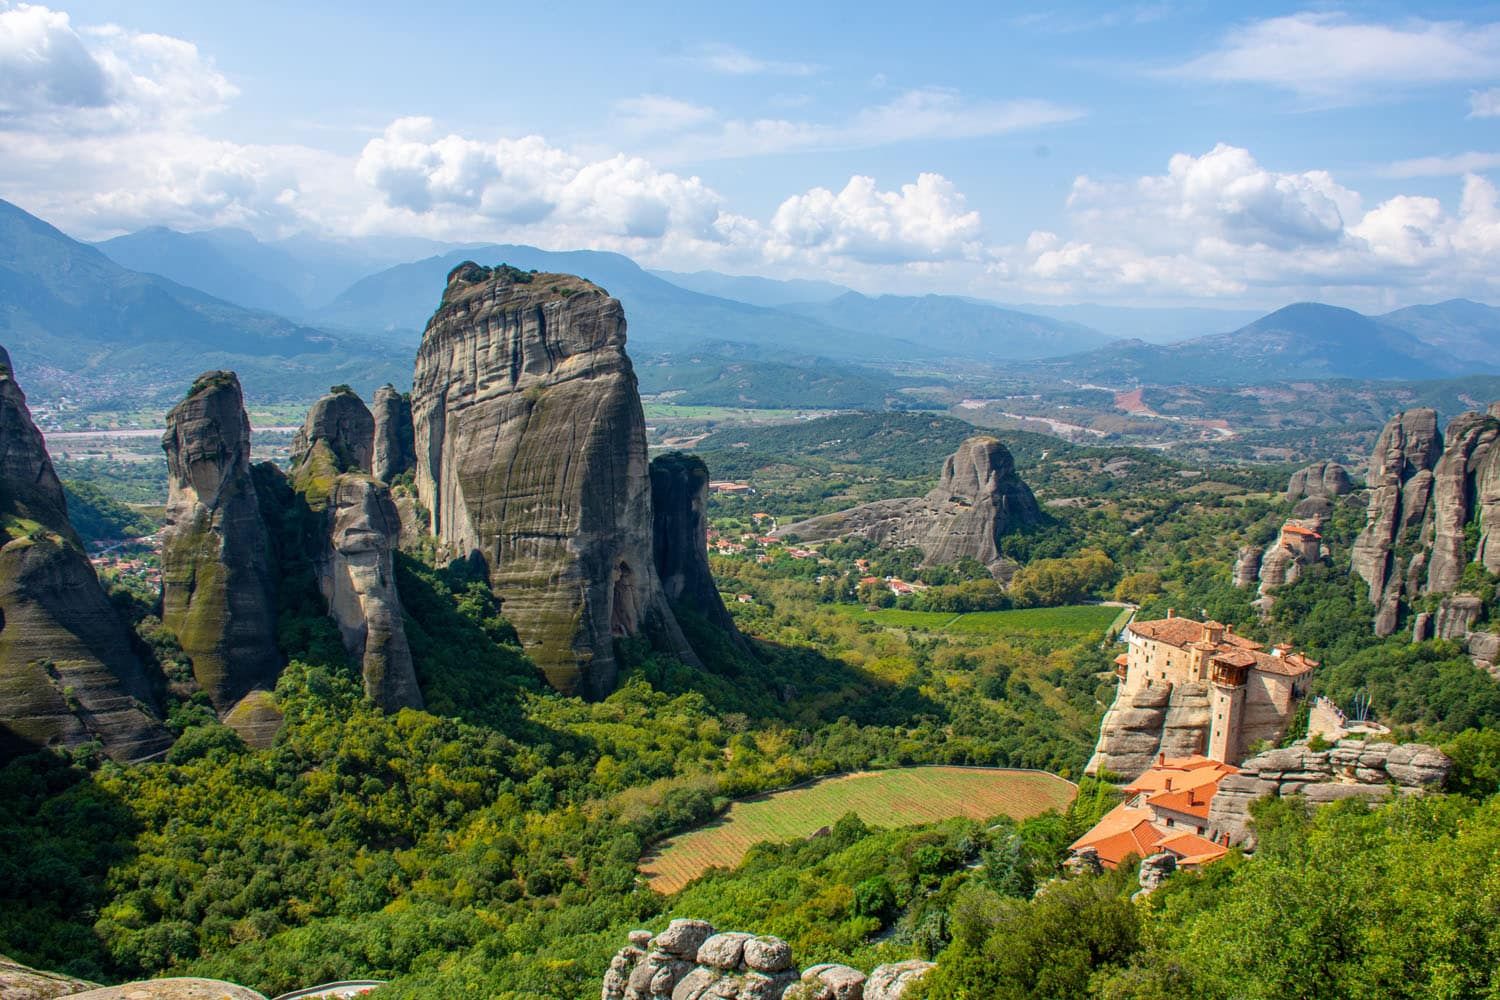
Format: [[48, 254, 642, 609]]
[[0, 352, 170, 761], [650, 452, 739, 638], [601, 921, 931, 1000], [411, 263, 693, 696], [372, 383, 415, 484], [160, 372, 283, 713], [1350, 405, 1500, 636], [1286, 461, 1354, 501], [772, 436, 1041, 577], [290, 389, 422, 711], [1232, 545, 1261, 588], [1087, 681, 1211, 779], [1206, 739, 1450, 847]]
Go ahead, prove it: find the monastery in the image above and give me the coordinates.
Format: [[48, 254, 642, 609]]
[[1087, 611, 1316, 779], [1069, 754, 1237, 869]]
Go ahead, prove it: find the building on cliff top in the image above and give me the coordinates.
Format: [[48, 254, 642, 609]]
[[1070, 755, 1237, 869], [1088, 612, 1316, 778]]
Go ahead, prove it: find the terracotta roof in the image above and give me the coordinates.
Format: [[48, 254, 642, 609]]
[[1148, 786, 1214, 820], [1127, 617, 1209, 647], [1282, 524, 1322, 538], [1156, 831, 1229, 867], [1130, 614, 1313, 677], [1124, 755, 1237, 798], [1213, 649, 1258, 669], [1114, 653, 1130, 666], [1072, 755, 1238, 869]]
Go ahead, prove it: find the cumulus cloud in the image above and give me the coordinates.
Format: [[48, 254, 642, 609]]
[[768, 173, 982, 264], [1172, 12, 1500, 99], [1002, 145, 1500, 302], [0, 3, 233, 129]]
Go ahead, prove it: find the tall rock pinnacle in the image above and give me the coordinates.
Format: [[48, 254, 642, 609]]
[[650, 452, 740, 638], [160, 371, 283, 711], [0, 349, 170, 761], [372, 384, 415, 484], [411, 263, 692, 696], [290, 388, 422, 711]]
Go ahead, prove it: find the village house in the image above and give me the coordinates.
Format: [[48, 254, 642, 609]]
[[1117, 611, 1316, 764], [709, 481, 754, 495], [1069, 755, 1238, 869]]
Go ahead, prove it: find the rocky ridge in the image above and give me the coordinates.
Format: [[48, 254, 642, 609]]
[[601, 920, 932, 1000], [0, 349, 170, 761], [771, 436, 1042, 577], [1086, 681, 1211, 779], [410, 263, 695, 696], [1206, 739, 1451, 847]]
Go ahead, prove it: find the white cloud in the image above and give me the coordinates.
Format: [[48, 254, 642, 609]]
[[613, 94, 716, 137], [1172, 12, 1500, 99], [653, 87, 1082, 162], [1001, 146, 1500, 303], [1384, 151, 1500, 178], [685, 43, 817, 77], [769, 173, 982, 264], [0, 3, 233, 129], [1470, 87, 1500, 118]]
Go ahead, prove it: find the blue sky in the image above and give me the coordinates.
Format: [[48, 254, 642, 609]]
[[3, 1, 1500, 309]]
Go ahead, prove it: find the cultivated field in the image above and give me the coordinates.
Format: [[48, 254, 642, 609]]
[[640, 766, 1077, 894], [838, 603, 1127, 638]]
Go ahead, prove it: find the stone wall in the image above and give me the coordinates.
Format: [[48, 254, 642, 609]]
[[602, 920, 933, 1000]]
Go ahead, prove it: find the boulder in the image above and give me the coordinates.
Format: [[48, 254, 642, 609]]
[[863, 962, 934, 1000], [795, 965, 866, 1000], [1232, 545, 1261, 588], [1411, 612, 1433, 643], [411, 263, 695, 697], [160, 371, 282, 713], [1434, 595, 1483, 640], [743, 937, 794, 974], [1467, 630, 1500, 670], [772, 436, 1041, 578], [371, 383, 415, 484], [697, 933, 754, 971], [1385, 742, 1452, 787], [1134, 851, 1177, 899], [653, 920, 718, 961]]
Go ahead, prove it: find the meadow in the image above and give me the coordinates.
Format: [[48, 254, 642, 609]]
[[639, 766, 1077, 893]]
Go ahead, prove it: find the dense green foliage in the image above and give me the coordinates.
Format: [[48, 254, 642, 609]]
[[62, 480, 161, 542]]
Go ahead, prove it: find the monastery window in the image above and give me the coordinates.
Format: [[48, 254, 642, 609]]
[[1165, 818, 1174, 827]]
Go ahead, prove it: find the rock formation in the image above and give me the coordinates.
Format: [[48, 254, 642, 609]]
[[1206, 739, 1450, 848], [772, 436, 1042, 577], [650, 452, 739, 637], [0, 351, 170, 761], [1250, 519, 1326, 614], [372, 383, 415, 484], [601, 920, 932, 1000], [411, 263, 693, 697], [290, 389, 422, 711], [1087, 682, 1212, 779], [1133, 852, 1177, 900], [1232, 546, 1261, 589], [160, 372, 283, 713], [1286, 461, 1354, 502], [1350, 408, 1442, 635]]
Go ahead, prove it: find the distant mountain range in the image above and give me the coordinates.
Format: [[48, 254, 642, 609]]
[[5, 200, 1500, 415], [1037, 301, 1500, 385], [0, 199, 408, 409]]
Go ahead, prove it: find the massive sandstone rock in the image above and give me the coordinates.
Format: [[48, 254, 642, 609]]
[[1231, 545, 1261, 589], [650, 452, 739, 638], [0, 352, 170, 761], [290, 389, 422, 711], [1086, 681, 1210, 779], [772, 436, 1041, 576], [411, 263, 693, 696], [160, 372, 282, 712], [601, 921, 930, 1000], [372, 383, 415, 484], [1426, 412, 1500, 594], [1350, 408, 1442, 635], [1206, 739, 1450, 847], [1286, 461, 1354, 501]]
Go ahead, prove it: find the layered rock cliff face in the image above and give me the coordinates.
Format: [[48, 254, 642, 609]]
[[1086, 682, 1211, 780], [650, 452, 739, 638], [601, 920, 932, 1000], [290, 389, 422, 711], [160, 372, 283, 713], [1286, 461, 1354, 501], [411, 263, 692, 696], [1351, 404, 1500, 636], [1206, 740, 1450, 848], [772, 436, 1042, 577], [0, 352, 170, 761], [372, 383, 415, 484]]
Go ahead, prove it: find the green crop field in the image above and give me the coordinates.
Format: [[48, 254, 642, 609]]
[[640, 766, 1076, 894], [836, 603, 1125, 638]]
